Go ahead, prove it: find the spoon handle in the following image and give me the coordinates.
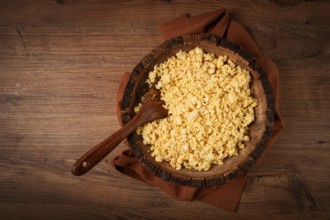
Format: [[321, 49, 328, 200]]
[[71, 116, 140, 176]]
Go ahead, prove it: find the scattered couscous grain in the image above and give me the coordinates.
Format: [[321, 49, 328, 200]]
[[135, 47, 258, 171]]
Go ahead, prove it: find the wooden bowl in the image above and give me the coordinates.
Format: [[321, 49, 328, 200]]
[[119, 34, 274, 187]]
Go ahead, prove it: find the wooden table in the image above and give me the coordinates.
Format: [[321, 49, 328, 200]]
[[1, 1, 329, 219]]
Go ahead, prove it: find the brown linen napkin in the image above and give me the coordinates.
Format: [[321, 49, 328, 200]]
[[113, 9, 284, 211]]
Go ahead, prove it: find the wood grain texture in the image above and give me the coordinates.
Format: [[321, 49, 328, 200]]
[[0, 0, 329, 219]]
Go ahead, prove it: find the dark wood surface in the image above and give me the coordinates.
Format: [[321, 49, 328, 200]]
[[0, 0, 329, 219]]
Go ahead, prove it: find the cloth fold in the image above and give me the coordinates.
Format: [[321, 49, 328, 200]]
[[113, 9, 284, 211]]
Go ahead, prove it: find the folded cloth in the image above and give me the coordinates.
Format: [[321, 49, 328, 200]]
[[113, 9, 284, 211]]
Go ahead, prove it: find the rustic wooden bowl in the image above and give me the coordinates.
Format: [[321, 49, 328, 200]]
[[119, 33, 274, 187]]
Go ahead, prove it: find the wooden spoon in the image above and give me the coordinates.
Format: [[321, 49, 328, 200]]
[[71, 87, 168, 176]]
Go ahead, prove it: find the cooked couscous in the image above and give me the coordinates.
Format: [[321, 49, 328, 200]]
[[135, 47, 257, 171]]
